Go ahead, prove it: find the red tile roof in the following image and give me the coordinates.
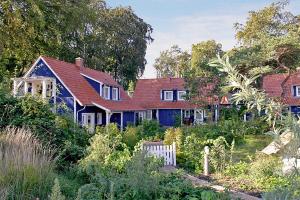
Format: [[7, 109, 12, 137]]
[[132, 77, 218, 109], [41, 56, 143, 111], [262, 72, 300, 106]]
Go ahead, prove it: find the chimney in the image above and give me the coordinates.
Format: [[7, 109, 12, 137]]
[[75, 57, 84, 70]]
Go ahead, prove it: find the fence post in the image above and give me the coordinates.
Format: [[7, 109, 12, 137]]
[[204, 146, 209, 176], [172, 142, 176, 166]]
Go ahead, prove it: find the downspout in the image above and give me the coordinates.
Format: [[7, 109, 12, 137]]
[[76, 105, 86, 124]]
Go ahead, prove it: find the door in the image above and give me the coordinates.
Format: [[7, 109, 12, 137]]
[[194, 109, 204, 124], [82, 113, 95, 132]]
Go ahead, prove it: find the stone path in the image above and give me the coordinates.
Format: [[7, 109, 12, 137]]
[[162, 166, 262, 200]]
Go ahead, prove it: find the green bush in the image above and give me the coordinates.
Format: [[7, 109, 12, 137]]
[[49, 178, 66, 200], [0, 92, 91, 170], [163, 127, 183, 153], [122, 126, 140, 149], [139, 120, 164, 139], [79, 123, 131, 174]]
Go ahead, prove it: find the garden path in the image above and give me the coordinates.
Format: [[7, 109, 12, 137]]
[[162, 166, 262, 200]]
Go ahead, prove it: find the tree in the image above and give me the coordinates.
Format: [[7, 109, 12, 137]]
[[154, 45, 191, 78], [191, 40, 223, 76], [0, 1, 153, 89], [230, 1, 300, 79]]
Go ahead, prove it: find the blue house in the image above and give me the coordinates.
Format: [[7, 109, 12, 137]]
[[12, 56, 144, 131], [132, 78, 219, 127]]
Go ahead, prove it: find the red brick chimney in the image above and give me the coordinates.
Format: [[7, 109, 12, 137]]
[[75, 57, 84, 70]]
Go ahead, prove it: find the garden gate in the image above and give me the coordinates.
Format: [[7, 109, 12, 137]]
[[142, 141, 176, 166]]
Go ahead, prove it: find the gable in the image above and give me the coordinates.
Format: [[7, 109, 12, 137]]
[[28, 59, 72, 97]]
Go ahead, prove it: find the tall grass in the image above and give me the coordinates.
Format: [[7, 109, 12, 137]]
[[0, 127, 55, 199]]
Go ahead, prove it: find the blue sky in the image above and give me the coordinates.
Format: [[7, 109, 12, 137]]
[[106, 0, 300, 78]]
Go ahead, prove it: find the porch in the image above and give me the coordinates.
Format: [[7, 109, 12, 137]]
[[12, 76, 57, 103]]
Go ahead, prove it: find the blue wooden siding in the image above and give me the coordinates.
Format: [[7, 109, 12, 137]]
[[76, 103, 106, 125], [159, 109, 181, 126], [123, 111, 135, 127], [29, 59, 74, 113], [84, 76, 100, 95], [110, 113, 121, 127], [291, 106, 300, 114]]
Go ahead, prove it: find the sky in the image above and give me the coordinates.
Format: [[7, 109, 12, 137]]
[[106, 0, 300, 78]]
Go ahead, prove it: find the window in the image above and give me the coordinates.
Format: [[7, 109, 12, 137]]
[[296, 86, 300, 97], [112, 88, 118, 100], [146, 110, 152, 120], [138, 111, 145, 121], [164, 91, 173, 101], [178, 91, 186, 101], [82, 113, 95, 132], [97, 113, 102, 125], [103, 86, 110, 99], [184, 110, 190, 118]]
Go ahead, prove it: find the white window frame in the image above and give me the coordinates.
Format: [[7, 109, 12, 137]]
[[146, 110, 152, 120], [112, 87, 118, 100], [296, 86, 300, 97], [138, 111, 145, 121], [178, 91, 186, 101], [82, 113, 95, 133], [103, 86, 110, 100], [184, 109, 190, 118], [97, 113, 103, 125], [164, 90, 173, 101]]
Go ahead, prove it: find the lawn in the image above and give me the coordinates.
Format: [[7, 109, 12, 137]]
[[233, 134, 273, 162]]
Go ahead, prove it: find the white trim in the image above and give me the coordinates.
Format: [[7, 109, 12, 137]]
[[177, 90, 186, 101], [73, 98, 77, 123], [164, 90, 173, 101], [24, 57, 84, 106], [103, 85, 110, 100], [184, 109, 190, 118], [80, 73, 102, 84], [296, 86, 300, 97], [146, 110, 152, 120], [112, 87, 118, 100], [121, 112, 124, 131], [92, 102, 110, 112], [97, 113, 103, 125]]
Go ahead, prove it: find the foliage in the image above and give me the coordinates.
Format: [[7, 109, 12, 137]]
[[0, 0, 153, 88], [122, 126, 140, 150], [0, 127, 55, 199], [50, 178, 66, 200], [154, 45, 191, 78], [79, 150, 229, 200], [0, 92, 90, 170], [208, 136, 234, 172], [191, 40, 223, 76], [234, 1, 300, 71], [164, 127, 183, 153], [79, 123, 131, 174]]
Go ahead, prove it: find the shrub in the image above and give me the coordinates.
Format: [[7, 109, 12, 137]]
[[0, 127, 55, 199], [122, 126, 140, 149], [139, 120, 164, 139], [163, 127, 183, 153], [79, 123, 131, 174], [50, 178, 66, 200], [0, 92, 91, 170]]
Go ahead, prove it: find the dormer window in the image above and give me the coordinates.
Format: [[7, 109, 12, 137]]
[[164, 90, 173, 101], [178, 91, 186, 101], [296, 86, 300, 97], [112, 88, 118, 100], [103, 86, 110, 100]]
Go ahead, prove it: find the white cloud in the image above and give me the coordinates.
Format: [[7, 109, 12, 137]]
[[143, 13, 247, 78]]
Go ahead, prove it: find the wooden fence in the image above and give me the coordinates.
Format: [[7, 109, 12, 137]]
[[142, 141, 176, 166]]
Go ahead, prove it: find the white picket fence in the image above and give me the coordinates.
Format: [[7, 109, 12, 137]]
[[142, 141, 176, 166]]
